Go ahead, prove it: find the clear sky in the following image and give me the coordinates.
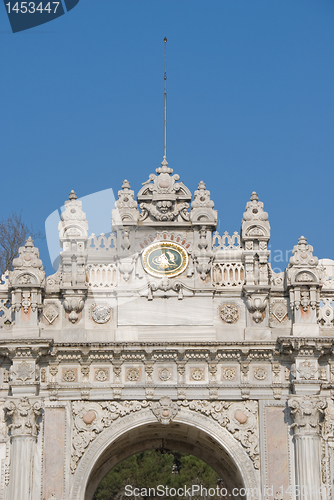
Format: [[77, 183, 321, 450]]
[[1, 0, 334, 275]]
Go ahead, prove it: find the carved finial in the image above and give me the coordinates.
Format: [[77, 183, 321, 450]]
[[122, 180, 131, 190], [12, 236, 43, 271], [250, 191, 258, 201], [288, 235, 318, 268], [25, 236, 34, 248], [69, 190, 77, 200], [191, 181, 215, 210], [156, 158, 173, 175]]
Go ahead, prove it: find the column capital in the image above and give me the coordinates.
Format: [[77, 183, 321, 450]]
[[4, 397, 42, 438], [288, 395, 326, 436]]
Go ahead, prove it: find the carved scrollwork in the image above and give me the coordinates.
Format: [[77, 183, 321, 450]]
[[178, 400, 259, 469], [71, 400, 150, 472]]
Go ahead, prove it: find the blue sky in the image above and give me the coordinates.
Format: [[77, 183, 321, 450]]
[[1, 0, 334, 275]]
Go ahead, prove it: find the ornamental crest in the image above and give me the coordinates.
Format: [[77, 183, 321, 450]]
[[297, 361, 317, 380], [142, 241, 188, 278], [151, 396, 179, 425]]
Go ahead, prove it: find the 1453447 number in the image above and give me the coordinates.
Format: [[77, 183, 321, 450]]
[[6, 2, 60, 13]]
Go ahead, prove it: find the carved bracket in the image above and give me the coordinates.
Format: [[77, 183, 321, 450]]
[[245, 293, 268, 323]]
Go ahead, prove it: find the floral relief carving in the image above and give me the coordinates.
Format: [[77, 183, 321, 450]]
[[222, 367, 237, 381], [158, 368, 172, 381], [71, 400, 150, 472], [91, 304, 112, 324], [179, 400, 259, 469], [14, 361, 34, 382], [126, 368, 140, 382], [190, 368, 204, 381], [219, 304, 239, 324], [297, 360, 317, 380], [95, 368, 109, 382], [137, 161, 191, 223], [253, 367, 268, 381], [63, 368, 78, 383]]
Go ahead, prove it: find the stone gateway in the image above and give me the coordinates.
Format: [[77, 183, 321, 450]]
[[0, 160, 334, 499]]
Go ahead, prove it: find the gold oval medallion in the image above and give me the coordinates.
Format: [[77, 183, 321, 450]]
[[142, 241, 188, 278]]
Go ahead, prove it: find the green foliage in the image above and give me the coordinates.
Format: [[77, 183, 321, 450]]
[[94, 450, 220, 500]]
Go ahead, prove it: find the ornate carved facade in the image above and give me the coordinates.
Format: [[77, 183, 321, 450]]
[[0, 160, 334, 499]]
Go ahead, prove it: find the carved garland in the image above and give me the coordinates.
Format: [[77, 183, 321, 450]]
[[70, 398, 259, 473]]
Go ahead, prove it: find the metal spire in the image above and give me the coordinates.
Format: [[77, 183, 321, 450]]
[[163, 37, 167, 162]]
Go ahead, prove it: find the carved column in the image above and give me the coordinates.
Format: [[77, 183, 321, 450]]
[[4, 397, 42, 500], [289, 396, 326, 500]]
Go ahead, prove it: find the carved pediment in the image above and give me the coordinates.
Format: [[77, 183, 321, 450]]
[[287, 237, 324, 288], [58, 191, 88, 241], [137, 159, 191, 224], [112, 180, 139, 226], [289, 236, 318, 267], [9, 238, 45, 288], [241, 192, 270, 242], [190, 181, 217, 226], [295, 271, 317, 283]]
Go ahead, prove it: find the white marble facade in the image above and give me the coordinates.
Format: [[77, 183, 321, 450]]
[[0, 162, 334, 499]]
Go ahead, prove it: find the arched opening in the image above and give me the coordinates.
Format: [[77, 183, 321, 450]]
[[94, 449, 226, 499], [84, 421, 246, 500]]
